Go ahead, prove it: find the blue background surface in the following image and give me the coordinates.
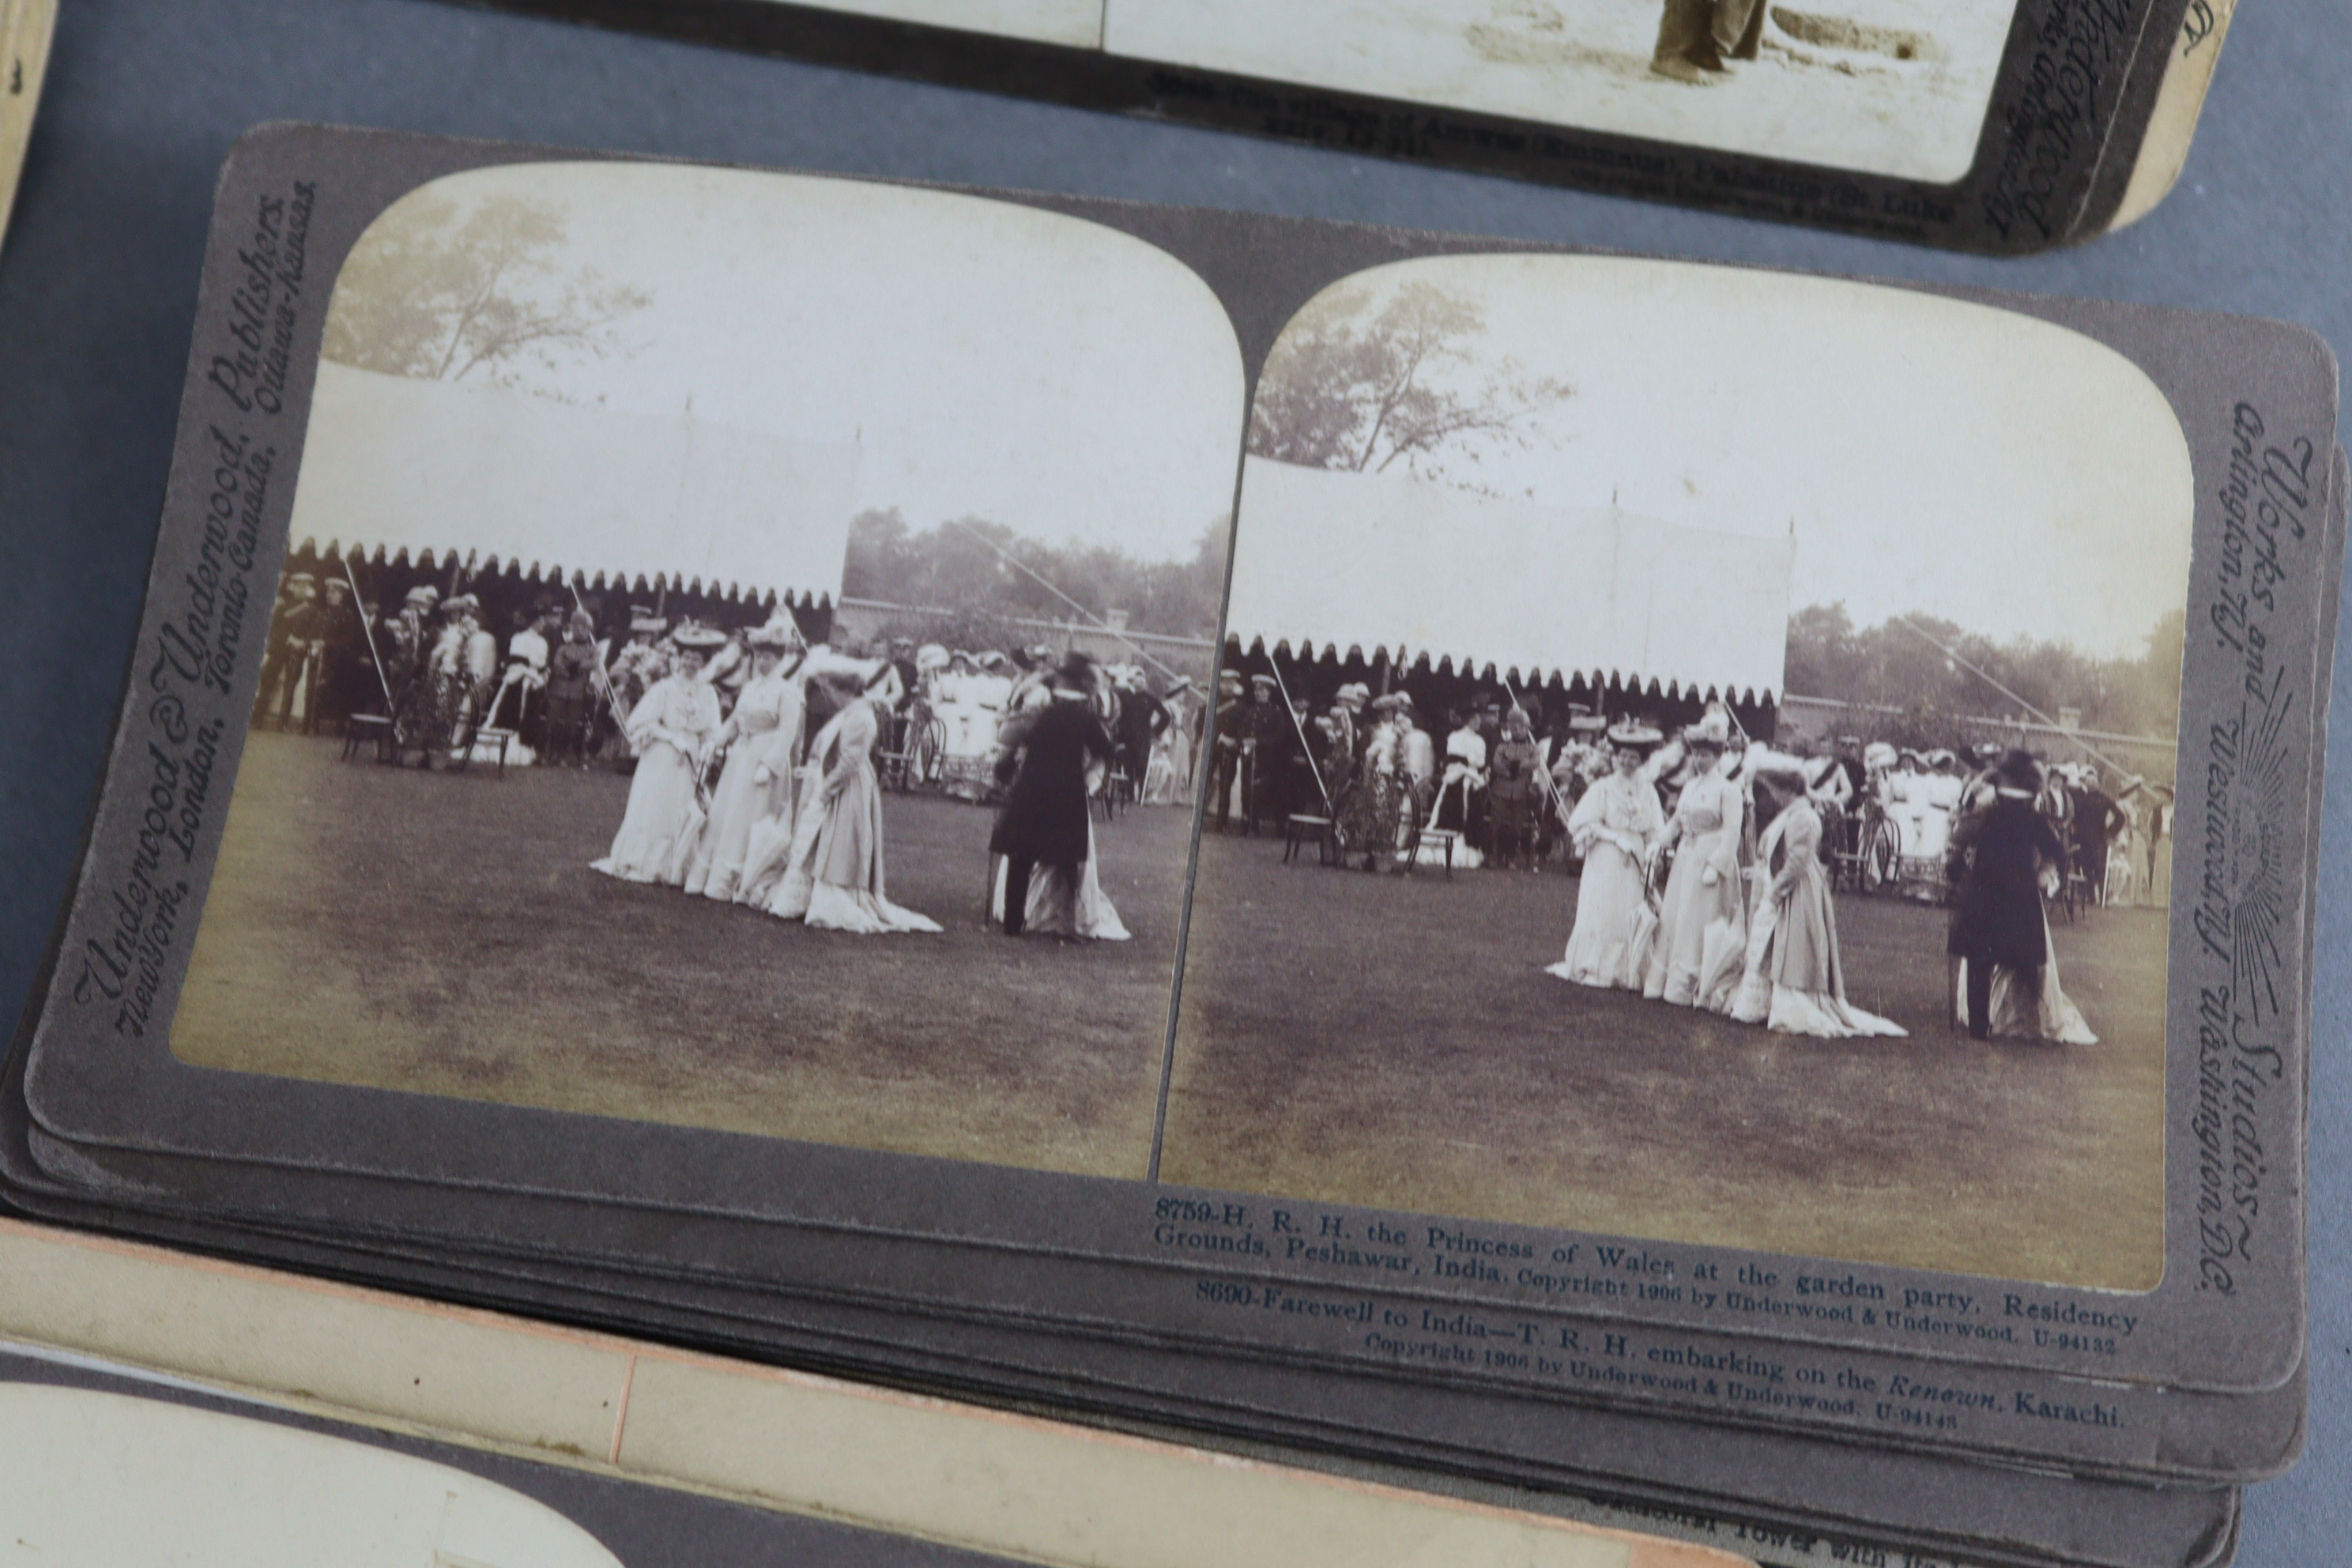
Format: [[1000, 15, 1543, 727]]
[[0, 2, 2339, 1559]]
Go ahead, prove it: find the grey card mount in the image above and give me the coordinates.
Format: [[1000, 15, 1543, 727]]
[[9, 122, 2333, 1509]]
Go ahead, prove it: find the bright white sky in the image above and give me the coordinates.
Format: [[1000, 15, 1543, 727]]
[[334, 162, 1248, 567], [1281, 254, 2196, 661]]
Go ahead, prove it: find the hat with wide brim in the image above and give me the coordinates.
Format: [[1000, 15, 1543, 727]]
[[1995, 752, 2045, 792], [672, 625, 728, 651], [403, 586, 439, 608], [1606, 722, 1664, 749], [1747, 750, 1810, 790], [744, 612, 805, 652], [628, 616, 669, 636]]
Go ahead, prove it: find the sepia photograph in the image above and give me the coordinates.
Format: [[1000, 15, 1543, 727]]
[[1163, 254, 2192, 1287], [1103, 0, 2022, 183], [172, 162, 1242, 1178]]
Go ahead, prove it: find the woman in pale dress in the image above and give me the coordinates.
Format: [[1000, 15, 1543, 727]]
[[1645, 729, 1746, 1009], [1722, 755, 1906, 1039], [933, 652, 1016, 799], [763, 665, 941, 935], [1883, 750, 1922, 858], [592, 626, 726, 885], [1910, 750, 1963, 866], [1547, 724, 1666, 990], [682, 617, 806, 903]]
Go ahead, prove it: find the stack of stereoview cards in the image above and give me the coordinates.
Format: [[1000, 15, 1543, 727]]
[[2, 123, 2337, 1568], [450, 0, 2236, 254]]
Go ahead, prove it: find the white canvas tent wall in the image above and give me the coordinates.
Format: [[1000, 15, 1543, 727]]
[[1223, 459, 1794, 703], [288, 362, 860, 602]]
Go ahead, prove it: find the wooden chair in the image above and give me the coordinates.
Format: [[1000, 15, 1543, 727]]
[[454, 726, 516, 778], [1282, 813, 1338, 867], [341, 714, 396, 763], [1404, 826, 1460, 880]]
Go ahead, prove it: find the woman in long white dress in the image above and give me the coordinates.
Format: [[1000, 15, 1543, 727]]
[[1910, 750, 1964, 866], [682, 619, 806, 903], [1645, 729, 1746, 1008], [932, 653, 1016, 799], [1723, 756, 1906, 1039], [763, 667, 941, 935], [592, 628, 726, 885], [1547, 724, 1666, 990], [1884, 750, 1922, 857]]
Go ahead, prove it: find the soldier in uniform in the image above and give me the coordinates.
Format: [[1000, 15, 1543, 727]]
[[544, 611, 602, 766], [1487, 707, 1544, 870], [254, 571, 325, 729], [1208, 669, 1248, 833]]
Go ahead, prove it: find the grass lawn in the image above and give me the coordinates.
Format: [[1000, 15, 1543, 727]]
[[1163, 831, 2167, 1290], [172, 734, 1192, 1179]]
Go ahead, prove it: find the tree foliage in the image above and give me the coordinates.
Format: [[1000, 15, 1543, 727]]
[[842, 509, 1228, 640], [322, 191, 650, 396], [1784, 602, 2186, 738], [1246, 281, 1574, 485]]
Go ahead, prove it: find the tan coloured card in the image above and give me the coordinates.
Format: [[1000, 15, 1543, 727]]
[[0, 0, 54, 254], [0, 1219, 1738, 1568]]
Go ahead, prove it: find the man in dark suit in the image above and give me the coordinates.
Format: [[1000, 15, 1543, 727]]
[[1947, 752, 2069, 1039], [991, 658, 1117, 937], [1113, 672, 1170, 801], [2068, 770, 2128, 906]]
